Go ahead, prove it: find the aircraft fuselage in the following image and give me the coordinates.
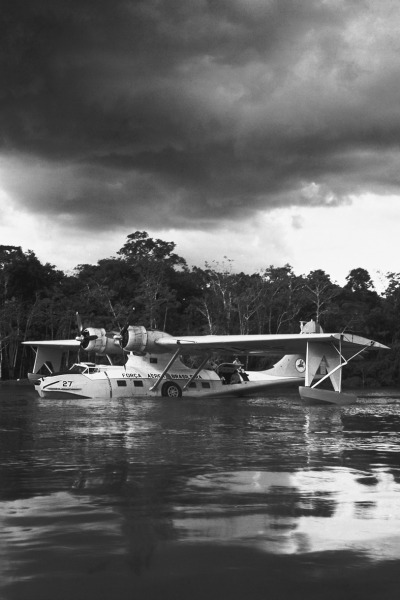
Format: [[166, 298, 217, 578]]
[[32, 352, 303, 400]]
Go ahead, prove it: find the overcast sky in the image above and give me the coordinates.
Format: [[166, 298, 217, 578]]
[[1, 0, 399, 289]]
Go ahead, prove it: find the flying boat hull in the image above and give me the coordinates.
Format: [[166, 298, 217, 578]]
[[32, 365, 304, 400]]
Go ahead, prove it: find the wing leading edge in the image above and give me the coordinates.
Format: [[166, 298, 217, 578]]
[[155, 332, 389, 355], [23, 340, 80, 348]]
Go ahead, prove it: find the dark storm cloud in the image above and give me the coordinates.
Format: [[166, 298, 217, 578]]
[[2, 0, 400, 231]]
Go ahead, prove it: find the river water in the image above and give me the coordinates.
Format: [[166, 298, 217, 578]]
[[1, 384, 400, 600]]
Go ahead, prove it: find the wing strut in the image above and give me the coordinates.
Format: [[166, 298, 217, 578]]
[[182, 353, 212, 391], [300, 338, 375, 405], [310, 343, 368, 392], [149, 348, 181, 392]]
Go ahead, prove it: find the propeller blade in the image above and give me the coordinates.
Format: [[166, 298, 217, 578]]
[[76, 311, 83, 334], [120, 307, 135, 337]]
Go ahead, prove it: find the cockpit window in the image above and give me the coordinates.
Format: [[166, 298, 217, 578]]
[[68, 364, 87, 374], [68, 364, 99, 374]]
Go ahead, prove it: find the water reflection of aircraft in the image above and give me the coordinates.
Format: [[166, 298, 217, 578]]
[[23, 320, 388, 404], [182, 468, 400, 561]]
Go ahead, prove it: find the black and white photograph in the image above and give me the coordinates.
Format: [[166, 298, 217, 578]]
[[1, 1, 400, 599]]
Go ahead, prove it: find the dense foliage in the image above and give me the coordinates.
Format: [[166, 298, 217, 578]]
[[0, 233, 397, 385]]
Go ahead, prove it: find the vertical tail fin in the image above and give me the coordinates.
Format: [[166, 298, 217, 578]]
[[264, 354, 306, 378]]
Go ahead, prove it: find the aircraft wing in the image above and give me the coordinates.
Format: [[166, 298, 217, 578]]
[[155, 332, 389, 355], [22, 340, 80, 348], [22, 339, 80, 375]]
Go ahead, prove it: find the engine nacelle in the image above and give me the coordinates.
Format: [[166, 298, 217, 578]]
[[122, 326, 172, 354], [81, 328, 122, 355]]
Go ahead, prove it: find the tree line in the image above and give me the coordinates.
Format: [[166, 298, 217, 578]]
[[1, 231, 399, 386]]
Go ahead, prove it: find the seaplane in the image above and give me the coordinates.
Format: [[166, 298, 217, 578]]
[[23, 318, 389, 405]]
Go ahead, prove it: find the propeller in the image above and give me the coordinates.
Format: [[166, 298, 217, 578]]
[[113, 307, 135, 350], [73, 309, 135, 365], [75, 312, 98, 347], [113, 308, 135, 371]]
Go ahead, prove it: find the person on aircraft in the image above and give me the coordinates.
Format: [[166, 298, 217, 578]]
[[230, 370, 242, 384]]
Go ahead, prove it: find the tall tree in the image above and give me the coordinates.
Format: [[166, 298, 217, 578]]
[[339, 268, 382, 336], [259, 265, 304, 333], [118, 231, 186, 270], [345, 268, 375, 293], [303, 269, 340, 325], [0, 246, 64, 378], [117, 231, 186, 329], [234, 273, 265, 335]]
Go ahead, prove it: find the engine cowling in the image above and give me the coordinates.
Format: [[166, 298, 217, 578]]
[[122, 326, 173, 354], [80, 328, 122, 355]]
